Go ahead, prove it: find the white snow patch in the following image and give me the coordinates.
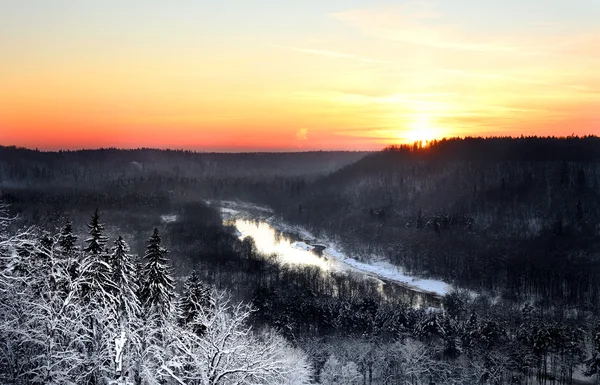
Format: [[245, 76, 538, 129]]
[[292, 241, 315, 251], [220, 207, 239, 215], [213, 200, 273, 213], [347, 259, 451, 295], [160, 214, 178, 223], [268, 220, 316, 241]]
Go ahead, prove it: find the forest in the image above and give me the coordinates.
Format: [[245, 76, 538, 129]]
[[1, 136, 600, 384]]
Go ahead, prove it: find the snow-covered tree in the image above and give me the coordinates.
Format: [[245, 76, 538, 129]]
[[140, 228, 175, 321], [319, 355, 361, 385], [80, 210, 115, 304], [165, 292, 312, 385], [386, 339, 443, 385], [179, 270, 214, 335], [58, 219, 80, 281], [84, 209, 108, 255], [59, 219, 78, 257], [0, 224, 116, 385], [1, 213, 314, 385], [79, 252, 116, 307], [110, 235, 141, 324]]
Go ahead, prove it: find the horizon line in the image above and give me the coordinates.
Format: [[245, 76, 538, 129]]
[[1, 134, 598, 154]]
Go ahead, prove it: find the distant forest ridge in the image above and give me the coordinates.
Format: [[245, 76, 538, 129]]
[[0, 145, 369, 155], [0, 145, 370, 180], [1, 135, 599, 160], [382, 135, 600, 161]]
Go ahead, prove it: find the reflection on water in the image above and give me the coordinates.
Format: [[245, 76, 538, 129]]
[[234, 219, 330, 270], [231, 218, 442, 309]]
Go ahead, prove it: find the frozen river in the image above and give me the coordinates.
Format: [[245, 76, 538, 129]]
[[212, 201, 453, 307]]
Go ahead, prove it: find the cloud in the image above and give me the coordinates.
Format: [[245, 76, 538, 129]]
[[296, 128, 308, 141], [330, 6, 532, 54], [271, 45, 391, 64]]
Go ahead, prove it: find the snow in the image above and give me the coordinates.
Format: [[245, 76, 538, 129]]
[[269, 220, 316, 241], [211, 200, 273, 213], [218, 200, 453, 297], [291, 241, 314, 251], [331, 256, 451, 296], [318, 243, 450, 295], [160, 214, 178, 223]]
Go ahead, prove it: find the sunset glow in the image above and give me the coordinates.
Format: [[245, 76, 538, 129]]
[[405, 114, 440, 145], [1, 1, 599, 151]]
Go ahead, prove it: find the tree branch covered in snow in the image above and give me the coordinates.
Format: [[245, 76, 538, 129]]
[[0, 209, 312, 385]]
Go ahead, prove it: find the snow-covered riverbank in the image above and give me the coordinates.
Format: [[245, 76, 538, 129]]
[[211, 200, 452, 297]]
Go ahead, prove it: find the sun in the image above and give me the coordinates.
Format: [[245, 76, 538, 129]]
[[405, 114, 439, 145]]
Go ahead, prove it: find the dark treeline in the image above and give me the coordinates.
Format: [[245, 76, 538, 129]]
[[274, 137, 600, 311], [0, 145, 368, 183], [0, 146, 366, 211], [385, 136, 600, 162]]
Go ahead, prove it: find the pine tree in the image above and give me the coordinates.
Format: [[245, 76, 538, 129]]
[[84, 209, 108, 256], [58, 219, 79, 280], [180, 270, 213, 335], [79, 210, 114, 305], [140, 228, 175, 321], [34, 232, 58, 293], [110, 236, 140, 324], [78, 212, 116, 385], [59, 219, 77, 256]]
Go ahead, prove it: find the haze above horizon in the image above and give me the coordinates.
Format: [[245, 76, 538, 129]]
[[1, 0, 599, 151]]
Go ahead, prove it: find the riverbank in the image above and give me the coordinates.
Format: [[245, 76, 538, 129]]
[[209, 199, 452, 299]]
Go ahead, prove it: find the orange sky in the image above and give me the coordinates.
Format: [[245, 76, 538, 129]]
[[1, 1, 599, 151]]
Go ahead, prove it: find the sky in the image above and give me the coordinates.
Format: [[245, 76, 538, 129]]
[[1, 0, 599, 151]]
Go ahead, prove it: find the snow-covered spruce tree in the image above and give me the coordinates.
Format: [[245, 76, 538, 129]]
[[132, 229, 176, 384], [110, 235, 141, 324], [140, 228, 175, 321], [59, 219, 78, 256], [79, 211, 119, 385], [58, 218, 80, 281], [107, 238, 142, 385], [179, 270, 214, 335], [80, 210, 115, 305], [84, 209, 109, 255]]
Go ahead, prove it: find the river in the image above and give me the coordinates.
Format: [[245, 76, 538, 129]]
[[210, 200, 452, 308]]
